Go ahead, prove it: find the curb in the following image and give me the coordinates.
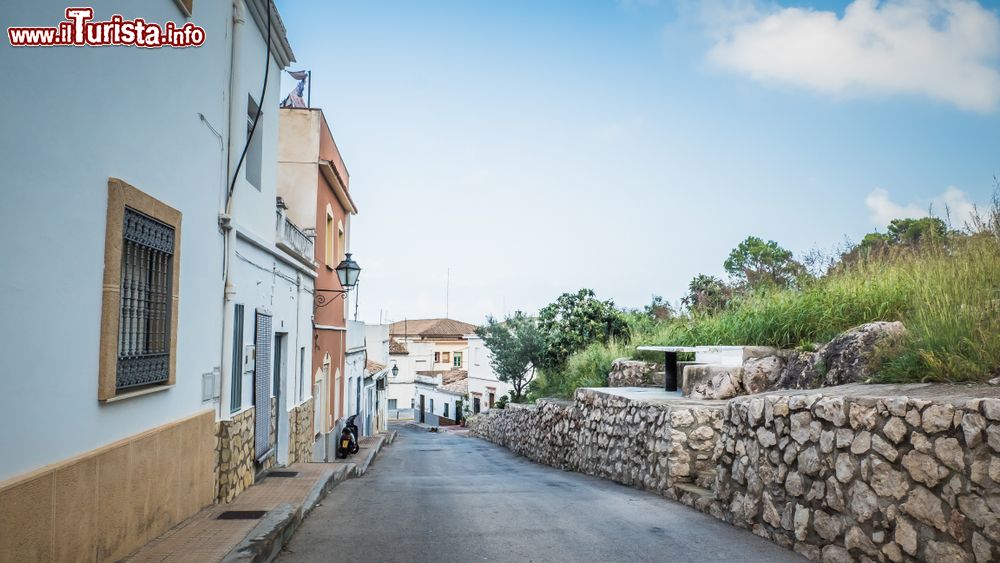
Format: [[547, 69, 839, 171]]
[[221, 503, 297, 563], [222, 432, 395, 562]]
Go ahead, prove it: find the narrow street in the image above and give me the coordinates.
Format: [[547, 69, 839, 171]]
[[279, 425, 803, 563]]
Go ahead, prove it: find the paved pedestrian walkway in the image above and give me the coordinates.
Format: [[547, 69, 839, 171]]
[[125, 432, 393, 562]]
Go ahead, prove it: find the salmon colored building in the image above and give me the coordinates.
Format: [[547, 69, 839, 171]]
[[278, 107, 357, 458]]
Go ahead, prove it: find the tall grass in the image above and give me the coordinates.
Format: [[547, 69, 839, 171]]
[[531, 339, 631, 399], [878, 236, 1000, 382], [637, 236, 1000, 383]]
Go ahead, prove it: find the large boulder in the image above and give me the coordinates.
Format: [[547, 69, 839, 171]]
[[686, 366, 743, 400], [775, 350, 820, 390], [817, 321, 906, 386], [607, 359, 657, 387], [742, 355, 785, 394], [775, 322, 906, 389]]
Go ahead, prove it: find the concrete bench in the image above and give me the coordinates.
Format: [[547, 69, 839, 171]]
[[636, 346, 778, 393]]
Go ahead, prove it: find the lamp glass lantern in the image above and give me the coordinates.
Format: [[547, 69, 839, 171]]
[[335, 253, 361, 289], [391, 364, 399, 377]]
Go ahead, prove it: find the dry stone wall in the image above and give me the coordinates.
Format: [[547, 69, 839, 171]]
[[288, 398, 314, 465], [468, 388, 727, 508], [718, 387, 1000, 563], [608, 359, 658, 387], [216, 407, 255, 503]]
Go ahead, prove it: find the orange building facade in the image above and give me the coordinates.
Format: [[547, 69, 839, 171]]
[[277, 108, 357, 455]]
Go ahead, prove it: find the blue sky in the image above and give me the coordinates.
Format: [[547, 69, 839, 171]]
[[276, 0, 1000, 325]]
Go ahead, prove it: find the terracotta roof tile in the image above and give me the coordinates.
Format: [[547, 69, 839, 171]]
[[389, 337, 408, 355], [389, 318, 477, 338]]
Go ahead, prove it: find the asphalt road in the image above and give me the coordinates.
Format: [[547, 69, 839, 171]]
[[279, 424, 804, 563]]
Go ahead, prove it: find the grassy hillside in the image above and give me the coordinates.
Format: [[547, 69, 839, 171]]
[[533, 218, 1000, 399]]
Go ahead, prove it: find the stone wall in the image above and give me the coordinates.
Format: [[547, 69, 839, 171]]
[[216, 407, 255, 503], [468, 388, 726, 506], [608, 359, 658, 387], [288, 399, 314, 465], [718, 386, 1000, 563]]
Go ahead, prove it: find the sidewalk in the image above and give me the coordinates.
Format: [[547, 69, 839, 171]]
[[125, 431, 396, 563]]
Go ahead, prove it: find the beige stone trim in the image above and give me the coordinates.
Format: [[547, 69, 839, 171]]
[[98, 178, 182, 401], [0, 410, 215, 562]]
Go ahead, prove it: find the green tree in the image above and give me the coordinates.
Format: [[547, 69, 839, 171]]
[[644, 295, 675, 320], [724, 236, 804, 289], [682, 274, 732, 313], [536, 289, 629, 370], [474, 312, 545, 402], [886, 217, 948, 245], [842, 217, 953, 266]]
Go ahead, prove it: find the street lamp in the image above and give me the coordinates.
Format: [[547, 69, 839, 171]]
[[391, 364, 399, 377], [315, 253, 362, 308], [335, 253, 361, 288]]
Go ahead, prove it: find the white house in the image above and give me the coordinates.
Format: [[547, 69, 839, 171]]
[[387, 318, 476, 420], [211, 0, 319, 500], [0, 1, 296, 558], [465, 334, 514, 413], [413, 372, 468, 426], [365, 324, 392, 434]]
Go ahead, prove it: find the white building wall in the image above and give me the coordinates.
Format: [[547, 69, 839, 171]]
[[228, 233, 314, 465], [467, 335, 514, 412], [413, 379, 464, 426], [386, 340, 434, 419], [0, 0, 233, 481]]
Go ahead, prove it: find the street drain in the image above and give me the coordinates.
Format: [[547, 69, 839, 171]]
[[217, 510, 266, 520], [266, 471, 299, 478], [418, 448, 443, 452]]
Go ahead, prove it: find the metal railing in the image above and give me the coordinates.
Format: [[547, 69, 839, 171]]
[[276, 209, 315, 265]]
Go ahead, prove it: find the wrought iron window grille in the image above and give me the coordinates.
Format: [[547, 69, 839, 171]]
[[115, 207, 174, 391]]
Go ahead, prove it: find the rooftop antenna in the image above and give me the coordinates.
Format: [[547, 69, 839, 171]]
[[446, 267, 450, 319]]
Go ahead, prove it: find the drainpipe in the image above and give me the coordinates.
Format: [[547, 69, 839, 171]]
[[219, 0, 245, 420]]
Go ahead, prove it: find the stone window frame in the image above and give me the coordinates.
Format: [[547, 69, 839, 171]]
[[98, 178, 181, 401]]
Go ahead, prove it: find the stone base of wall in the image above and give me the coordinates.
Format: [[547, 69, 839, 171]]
[[0, 410, 216, 562], [288, 399, 314, 465], [607, 359, 659, 387], [216, 407, 255, 503], [468, 388, 726, 501], [719, 384, 1000, 563]]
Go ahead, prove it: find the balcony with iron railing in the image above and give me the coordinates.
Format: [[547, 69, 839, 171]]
[[275, 205, 315, 268]]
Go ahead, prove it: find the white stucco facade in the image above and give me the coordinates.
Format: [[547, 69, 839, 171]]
[[413, 376, 466, 426], [387, 340, 435, 419], [0, 0, 235, 481]]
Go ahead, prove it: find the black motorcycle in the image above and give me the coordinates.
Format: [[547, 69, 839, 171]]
[[337, 415, 361, 459]]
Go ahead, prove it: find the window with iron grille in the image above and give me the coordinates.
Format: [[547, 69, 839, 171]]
[[115, 207, 175, 391]]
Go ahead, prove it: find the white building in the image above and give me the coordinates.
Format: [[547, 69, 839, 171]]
[[365, 324, 392, 434], [0, 0, 297, 558], [386, 318, 476, 420], [467, 334, 515, 413], [413, 372, 468, 426]]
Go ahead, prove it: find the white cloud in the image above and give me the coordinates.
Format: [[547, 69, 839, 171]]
[[705, 0, 1000, 112], [865, 185, 977, 226]]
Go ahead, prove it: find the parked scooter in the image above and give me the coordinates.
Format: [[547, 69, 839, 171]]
[[337, 415, 361, 459]]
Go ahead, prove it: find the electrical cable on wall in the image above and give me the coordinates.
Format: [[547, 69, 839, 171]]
[[226, 0, 272, 210]]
